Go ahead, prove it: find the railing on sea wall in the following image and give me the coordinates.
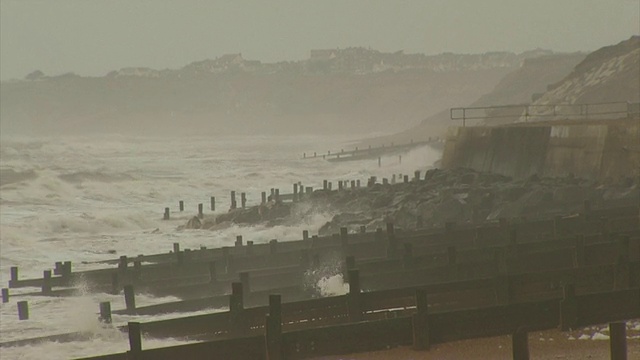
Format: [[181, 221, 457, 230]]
[[450, 101, 640, 126]]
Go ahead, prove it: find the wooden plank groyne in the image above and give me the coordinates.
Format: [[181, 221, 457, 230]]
[[1, 203, 639, 359], [301, 138, 442, 162]]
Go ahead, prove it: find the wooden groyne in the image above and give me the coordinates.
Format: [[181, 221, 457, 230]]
[[2, 202, 638, 359], [302, 139, 442, 163]]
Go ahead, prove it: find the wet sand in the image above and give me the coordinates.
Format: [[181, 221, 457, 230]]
[[313, 327, 640, 360]]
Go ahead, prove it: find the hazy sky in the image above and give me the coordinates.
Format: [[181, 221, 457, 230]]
[[1, 0, 639, 80]]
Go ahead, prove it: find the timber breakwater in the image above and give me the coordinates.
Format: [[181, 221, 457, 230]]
[[1, 166, 639, 359]]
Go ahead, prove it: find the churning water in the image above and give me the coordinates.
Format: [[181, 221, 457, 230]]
[[0, 134, 441, 359]]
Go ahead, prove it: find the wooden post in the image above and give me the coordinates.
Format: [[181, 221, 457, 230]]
[[327, 182, 332, 191], [347, 269, 362, 322], [241, 193, 247, 208], [118, 255, 128, 271], [54, 261, 63, 275], [609, 322, 627, 360], [235, 235, 243, 247], [512, 329, 530, 360], [62, 261, 72, 279], [261, 191, 267, 204], [338, 181, 344, 190], [128, 322, 142, 355], [275, 189, 280, 202], [163, 207, 170, 220], [386, 222, 397, 258], [229, 282, 245, 335], [124, 284, 136, 311], [2, 288, 9, 303], [247, 241, 254, 255], [99, 301, 112, 324], [293, 184, 298, 201], [414, 170, 420, 181], [240, 272, 250, 295], [42, 270, 52, 294], [412, 289, 429, 350], [306, 186, 313, 194], [265, 294, 283, 360], [340, 227, 349, 251], [17, 301, 29, 320], [173, 242, 180, 253], [9, 266, 18, 287], [351, 180, 356, 189], [303, 230, 309, 241], [382, 178, 389, 185], [356, 180, 360, 188], [323, 180, 328, 190], [559, 284, 576, 331], [198, 203, 204, 219], [211, 196, 216, 211], [179, 200, 184, 212], [231, 191, 237, 209], [403, 175, 409, 183]]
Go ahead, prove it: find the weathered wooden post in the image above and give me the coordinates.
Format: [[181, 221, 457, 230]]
[[54, 261, 63, 275], [356, 180, 361, 188], [351, 180, 356, 189], [327, 182, 332, 191], [262, 191, 267, 204], [269, 239, 278, 254], [211, 196, 216, 211], [403, 175, 409, 183], [231, 191, 238, 209], [99, 301, 112, 324], [173, 242, 180, 254], [163, 207, 170, 220], [124, 285, 136, 311], [338, 181, 343, 191], [127, 322, 142, 356], [340, 227, 349, 252], [42, 270, 52, 294], [118, 255, 128, 272], [306, 186, 313, 194], [265, 294, 283, 360], [240, 272, 250, 296], [559, 284, 577, 331], [235, 235, 243, 247], [18, 301, 29, 320], [512, 329, 530, 360], [323, 180, 328, 190], [275, 189, 280, 202], [179, 200, 184, 212], [2, 288, 9, 303], [382, 178, 389, 185], [414, 170, 420, 181], [62, 261, 72, 279], [412, 288, 429, 350], [303, 230, 309, 241], [347, 269, 362, 322], [229, 282, 245, 335], [609, 322, 627, 360], [392, 174, 396, 184], [241, 193, 247, 208], [386, 222, 397, 258], [293, 184, 298, 202], [198, 203, 204, 219]]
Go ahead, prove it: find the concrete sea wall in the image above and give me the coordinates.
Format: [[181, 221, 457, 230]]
[[441, 118, 640, 180]]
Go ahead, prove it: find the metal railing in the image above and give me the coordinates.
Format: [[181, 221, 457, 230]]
[[450, 101, 640, 126]]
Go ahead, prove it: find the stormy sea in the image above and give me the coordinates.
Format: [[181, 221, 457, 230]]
[[0, 134, 440, 359]]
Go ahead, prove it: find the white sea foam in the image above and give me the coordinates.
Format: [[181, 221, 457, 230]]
[[0, 134, 442, 357]]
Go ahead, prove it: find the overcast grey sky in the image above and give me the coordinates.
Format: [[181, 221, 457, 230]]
[[1, 0, 638, 80]]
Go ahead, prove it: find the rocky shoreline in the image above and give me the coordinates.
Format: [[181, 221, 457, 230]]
[[181, 167, 639, 235]]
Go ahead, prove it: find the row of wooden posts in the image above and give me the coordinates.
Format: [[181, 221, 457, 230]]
[[162, 170, 428, 220]]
